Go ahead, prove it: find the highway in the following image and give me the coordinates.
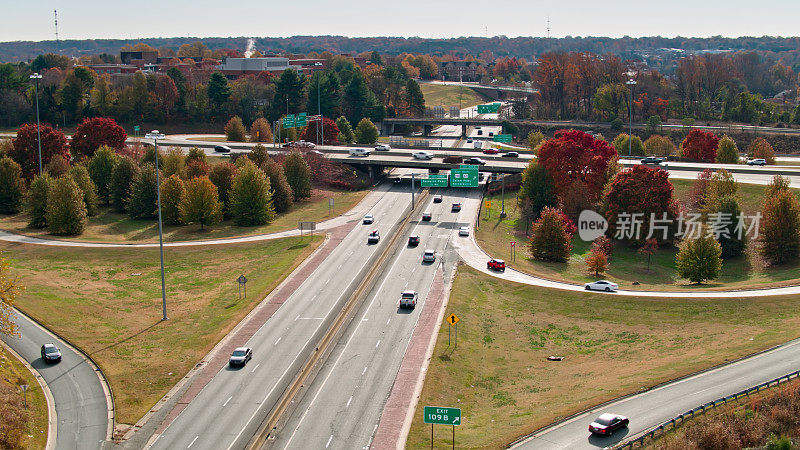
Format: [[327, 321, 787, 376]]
[[272, 186, 479, 449], [1, 310, 109, 450], [513, 338, 800, 449], [147, 180, 419, 450]]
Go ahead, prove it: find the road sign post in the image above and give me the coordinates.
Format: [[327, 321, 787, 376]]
[[424, 406, 461, 449], [450, 169, 478, 188], [297, 112, 307, 127], [511, 241, 516, 261], [421, 174, 448, 188], [237, 274, 247, 298], [328, 197, 334, 216], [283, 114, 296, 129], [446, 313, 459, 346], [298, 221, 316, 239]]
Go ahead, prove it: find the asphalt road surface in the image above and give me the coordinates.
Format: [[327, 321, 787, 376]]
[[1, 310, 108, 450]]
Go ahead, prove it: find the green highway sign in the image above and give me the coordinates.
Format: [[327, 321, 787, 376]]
[[283, 114, 296, 128], [421, 176, 448, 187], [477, 103, 501, 114], [493, 134, 513, 143], [297, 112, 307, 127], [133, 125, 140, 132], [450, 169, 479, 187], [459, 165, 479, 171], [424, 406, 462, 425]]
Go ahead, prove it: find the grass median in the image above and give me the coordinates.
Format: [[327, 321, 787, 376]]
[[406, 265, 800, 448], [420, 83, 486, 109], [476, 180, 800, 290], [0, 188, 366, 244], [1, 235, 322, 425], [0, 345, 48, 449]]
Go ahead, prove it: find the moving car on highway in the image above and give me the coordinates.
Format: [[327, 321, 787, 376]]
[[214, 145, 232, 153], [459, 226, 470, 236], [363, 214, 374, 224], [433, 195, 443, 203], [482, 147, 499, 154], [640, 156, 664, 165], [41, 343, 61, 363], [463, 157, 486, 165], [412, 151, 434, 160], [399, 290, 418, 309], [747, 158, 767, 166], [229, 347, 253, 367], [367, 229, 380, 244], [588, 413, 629, 436], [349, 148, 370, 157], [503, 151, 519, 158], [487, 259, 505, 271], [408, 235, 420, 246], [422, 212, 432, 221], [422, 249, 436, 263], [451, 203, 461, 212], [375, 143, 391, 151], [585, 280, 619, 292]]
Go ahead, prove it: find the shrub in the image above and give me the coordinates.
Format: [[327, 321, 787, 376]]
[[208, 162, 236, 213], [70, 117, 127, 158], [10, 123, 70, 178], [354, 117, 379, 144], [249, 117, 273, 143], [585, 248, 608, 276], [611, 133, 644, 156], [715, 135, 740, 164], [185, 147, 206, 165], [336, 116, 355, 144], [262, 159, 293, 213], [760, 190, 800, 265], [229, 160, 274, 226], [160, 174, 184, 225], [283, 151, 312, 200], [249, 144, 270, 169], [610, 118, 623, 131], [748, 137, 776, 164], [680, 129, 719, 162], [687, 168, 714, 211], [127, 164, 160, 219], [0, 157, 23, 214], [703, 169, 738, 215], [87, 146, 117, 204], [643, 135, 676, 157], [68, 164, 98, 216], [161, 147, 185, 178], [225, 116, 247, 142], [110, 155, 140, 212], [46, 154, 70, 177], [139, 146, 164, 166], [765, 175, 790, 198], [530, 207, 572, 262], [46, 176, 88, 235], [675, 229, 722, 283], [27, 174, 51, 228], [180, 176, 222, 230], [527, 130, 545, 151]]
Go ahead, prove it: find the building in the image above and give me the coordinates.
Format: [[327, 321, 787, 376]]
[[86, 64, 139, 75], [438, 61, 484, 82], [288, 59, 326, 74], [120, 51, 159, 66], [217, 57, 291, 79]]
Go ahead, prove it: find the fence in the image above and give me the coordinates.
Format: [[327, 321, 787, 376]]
[[614, 369, 800, 449]]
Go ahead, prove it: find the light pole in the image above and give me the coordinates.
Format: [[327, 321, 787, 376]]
[[315, 62, 323, 146], [145, 130, 168, 321], [30, 73, 43, 176], [626, 78, 637, 157]]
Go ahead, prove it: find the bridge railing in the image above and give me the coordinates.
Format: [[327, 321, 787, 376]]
[[613, 369, 800, 449]]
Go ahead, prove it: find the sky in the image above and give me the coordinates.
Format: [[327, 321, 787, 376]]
[[1, 0, 799, 43]]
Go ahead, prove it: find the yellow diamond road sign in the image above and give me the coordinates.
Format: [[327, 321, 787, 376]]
[[446, 313, 460, 326]]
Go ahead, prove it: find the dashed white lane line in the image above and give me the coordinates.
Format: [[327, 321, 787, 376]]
[[275, 337, 282, 346], [347, 395, 353, 407], [362, 366, 368, 375], [251, 363, 260, 373], [386, 318, 391, 325], [326, 278, 331, 284], [326, 435, 333, 448], [187, 436, 198, 448], [223, 396, 232, 407], [375, 339, 381, 348]]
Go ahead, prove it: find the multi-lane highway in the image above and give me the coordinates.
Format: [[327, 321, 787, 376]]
[[1, 310, 109, 450]]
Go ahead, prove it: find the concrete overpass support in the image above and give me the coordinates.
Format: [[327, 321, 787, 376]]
[[461, 124, 467, 137], [423, 124, 433, 136], [380, 121, 395, 136]]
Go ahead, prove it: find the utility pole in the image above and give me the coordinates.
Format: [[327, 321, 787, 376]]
[[145, 130, 168, 321], [29, 73, 43, 176], [626, 78, 637, 156]]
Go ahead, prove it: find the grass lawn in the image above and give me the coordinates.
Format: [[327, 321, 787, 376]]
[[476, 179, 800, 290], [0, 346, 49, 449], [0, 235, 321, 424], [420, 83, 487, 109], [406, 265, 800, 449], [0, 188, 366, 244]]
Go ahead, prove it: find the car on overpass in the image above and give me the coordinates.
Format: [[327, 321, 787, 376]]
[[747, 158, 767, 166], [349, 148, 370, 157], [482, 148, 499, 154], [463, 157, 486, 166], [214, 145, 232, 153], [412, 151, 434, 160], [375, 143, 391, 151], [588, 413, 629, 436], [640, 156, 664, 165]]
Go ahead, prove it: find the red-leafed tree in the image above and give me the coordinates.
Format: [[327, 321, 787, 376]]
[[602, 165, 678, 244], [10, 123, 70, 178], [680, 129, 719, 162], [70, 117, 128, 159], [299, 117, 339, 145], [536, 129, 617, 202]]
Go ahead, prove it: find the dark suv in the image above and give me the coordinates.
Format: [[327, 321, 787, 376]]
[[408, 235, 420, 246], [451, 203, 462, 212], [41, 343, 62, 363]]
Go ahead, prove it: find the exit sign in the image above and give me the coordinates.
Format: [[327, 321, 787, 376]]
[[423, 406, 461, 425]]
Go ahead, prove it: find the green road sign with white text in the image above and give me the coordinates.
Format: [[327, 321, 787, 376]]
[[459, 165, 479, 170], [450, 169, 479, 187], [493, 134, 512, 143], [283, 115, 296, 128], [424, 406, 462, 425], [133, 125, 140, 132], [297, 112, 307, 127], [477, 103, 501, 114], [421, 176, 448, 187]]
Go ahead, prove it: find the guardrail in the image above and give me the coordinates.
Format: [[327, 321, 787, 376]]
[[614, 369, 800, 449]]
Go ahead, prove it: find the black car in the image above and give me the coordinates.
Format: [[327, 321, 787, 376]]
[[408, 235, 420, 246], [503, 151, 519, 158], [229, 347, 253, 367], [214, 145, 232, 153], [640, 156, 664, 165], [422, 212, 432, 221], [433, 195, 443, 203], [463, 157, 487, 166], [41, 343, 62, 363], [588, 413, 629, 436], [451, 203, 462, 212]]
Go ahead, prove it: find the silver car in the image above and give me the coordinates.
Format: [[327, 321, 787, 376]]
[[422, 249, 436, 263]]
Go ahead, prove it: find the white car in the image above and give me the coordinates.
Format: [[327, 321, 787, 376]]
[[363, 214, 374, 224], [584, 280, 619, 292], [459, 226, 470, 236], [375, 143, 391, 151], [747, 158, 767, 166], [412, 151, 433, 160], [349, 148, 370, 157]]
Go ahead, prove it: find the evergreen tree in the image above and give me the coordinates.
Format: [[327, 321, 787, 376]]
[[335, 116, 355, 144], [519, 161, 557, 221], [676, 230, 723, 283], [273, 69, 308, 116], [262, 158, 293, 213], [229, 160, 274, 226], [711, 195, 746, 258], [46, 176, 88, 235], [282, 151, 312, 200], [0, 157, 23, 214], [207, 72, 231, 115], [354, 118, 379, 144], [111, 155, 139, 212], [88, 146, 118, 204], [127, 164, 160, 219], [180, 176, 223, 230], [160, 174, 184, 225], [208, 162, 237, 214], [343, 71, 383, 125], [405, 79, 425, 117], [68, 164, 98, 216], [27, 174, 51, 228]]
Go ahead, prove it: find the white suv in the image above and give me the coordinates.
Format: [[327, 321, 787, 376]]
[[375, 143, 391, 151], [349, 148, 370, 157], [399, 290, 418, 308], [412, 151, 433, 160]]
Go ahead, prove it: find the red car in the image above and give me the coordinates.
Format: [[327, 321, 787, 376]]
[[589, 413, 629, 436], [487, 259, 506, 271], [482, 148, 499, 154]]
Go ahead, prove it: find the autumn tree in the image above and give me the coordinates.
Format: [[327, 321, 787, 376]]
[[299, 117, 340, 145], [715, 135, 740, 164], [0, 157, 23, 214], [261, 159, 293, 213], [748, 137, 776, 164], [283, 151, 312, 200], [208, 162, 236, 214], [26, 175, 50, 228], [0, 257, 22, 337], [336, 116, 355, 144], [760, 190, 800, 265], [530, 207, 572, 262], [88, 146, 118, 204], [185, 147, 207, 165], [161, 147, 185, 178], [249, 118, 273, 143], [638, 238, 658, 272], [46, 154, 70, 177], [611, 133, 644, 156], [680, 129, 719, 162], [225, 116, 247, 142], [10, 123, 69, 178], [519, 161, 557, 221], [676, 230, 722, 284], [527, 131, 545, 152], [46, 176, 88, 235], [643, 135, 676, 157], [537, 129, 617, 202], [585, 248, 608, 277], [765, 175, 790, 198], [68, 164, 98, 216], [185, 159, 209, 179], [160, 175, 184, 225], [180, 176, 223, 230], [354, 118, 379, 144], [111, 155, 140, 212], [229, 160, 274, 226], [70, 117, 128, 158]]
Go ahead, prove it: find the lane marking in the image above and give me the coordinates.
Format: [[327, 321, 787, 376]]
[[187, 436, 198, 448], [326, 435, 333, 448], [274, 337, 282, 346], [386, 318, 391, 325], [251, 364, 260, 373], [223, 396, 232, 407], [375, 339, 381, 348], [362, 366, 368, 375], [338, 264, 343, 269], [326, 278, 331, 285], [347, 396, 353, 407]]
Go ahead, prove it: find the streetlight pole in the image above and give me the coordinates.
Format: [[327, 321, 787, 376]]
[[626, 78, 637, 157], [29, 73, 43, 176], [315, 62, 324, 146], [145, 130, 168, 321]]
